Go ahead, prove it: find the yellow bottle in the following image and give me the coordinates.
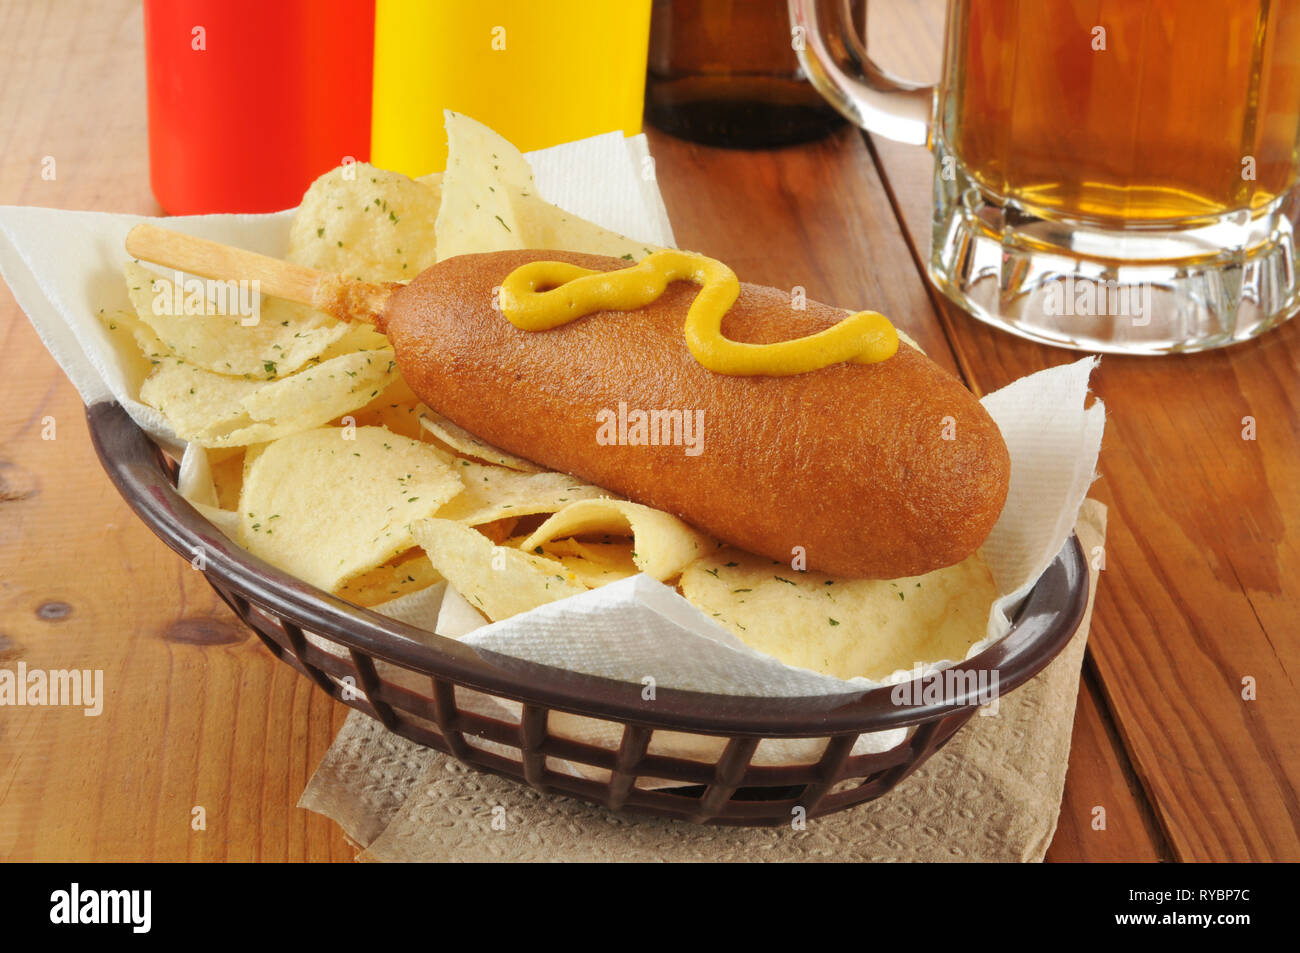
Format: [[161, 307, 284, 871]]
[[372, 0, 652, 177]]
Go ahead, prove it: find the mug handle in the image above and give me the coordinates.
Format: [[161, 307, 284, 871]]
[[789, 0, 935, 147]]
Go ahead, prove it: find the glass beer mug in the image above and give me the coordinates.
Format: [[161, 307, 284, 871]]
[[790, 0, 1300, 353]]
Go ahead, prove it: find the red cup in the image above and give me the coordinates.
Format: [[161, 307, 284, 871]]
[[144, 0, 374, 215]]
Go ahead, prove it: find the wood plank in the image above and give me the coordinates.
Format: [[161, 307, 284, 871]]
[[1046, 664, 1170, 862], [865, 0, 1300, 860], [0, 0, 354, 862]]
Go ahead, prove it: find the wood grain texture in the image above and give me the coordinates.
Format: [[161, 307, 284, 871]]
[[1046, 664, 1170, 862], [866, 0, 1300, 861], [124, 224, 329, 306], [0, 0, 354, 863]]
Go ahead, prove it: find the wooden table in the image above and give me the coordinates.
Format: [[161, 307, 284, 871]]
[[0, 0, 1295, 862]]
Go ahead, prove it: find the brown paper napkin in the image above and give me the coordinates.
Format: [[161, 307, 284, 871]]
[[300, 500, 1107, 862]]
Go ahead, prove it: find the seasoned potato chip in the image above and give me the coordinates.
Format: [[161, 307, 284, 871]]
[[140, 357, 260, 439], [522, 499, 712, 582], [240, 442, 268, 485], [243, 352, 392, 423], [510, 199, 662, 262], [98, 306, 168, 390], [433, 112, 535, 262], [319, 322, 392, 357], [287, 161, 441, 282], [534, 538, 640, 588], [344, 400, 425, 442], [336, 548, 442, 607], [140, 348, 398, 447], [338, 375, 428, 441], [418, 408, 541, 471], [239, 426, 463, 591], [679, 550, 999, 681], [435, 112, 660, 262], [435, 461, 607, 526], [209, 449, 246, 510], [125, 262, 349, 378], [411, 517, 585, 621]]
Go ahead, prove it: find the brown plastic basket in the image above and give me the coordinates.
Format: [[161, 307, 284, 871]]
[[87, 400, 1089, 827]]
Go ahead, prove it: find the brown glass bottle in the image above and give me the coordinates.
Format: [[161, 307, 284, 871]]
[[645, 0, 845, 147]]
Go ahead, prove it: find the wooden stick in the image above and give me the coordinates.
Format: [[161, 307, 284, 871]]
[[124, 223, 396, 326]]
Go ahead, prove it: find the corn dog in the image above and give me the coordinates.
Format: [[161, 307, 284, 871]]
[[379, 249, 1010, 578]]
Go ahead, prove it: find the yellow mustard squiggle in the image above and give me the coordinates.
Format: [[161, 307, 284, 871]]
[[498, 250, 898, 377]]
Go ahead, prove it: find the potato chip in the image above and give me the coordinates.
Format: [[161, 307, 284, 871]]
[[473, 516, 518, 544], [679, 549, 999, 681], [99, 304, 167, 359], [240, 442, 268, 484], [209, 449, 246, 510], [418, 408, 541, 471], [521, 499, 712, 582], [345, 400, 425, 442], [319, 322, 392, 357], [125, 262, 349, 378], [435, 461, 607, 526], [287, 161, 441, 282], [239, 426, 463, 591], [140, 357, 261, 439], [338, 375, 428, 441], [534, 537, 639, 588], [97, 305, 175, 398], [411, 517, 585, 621], [140, 347, 399, 448], [510, 198, 662, 262], [435, 112, 660, 262], [433, 113, 536, 261], [335, 548, 443, 607], [192, 502, 241, 539]]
